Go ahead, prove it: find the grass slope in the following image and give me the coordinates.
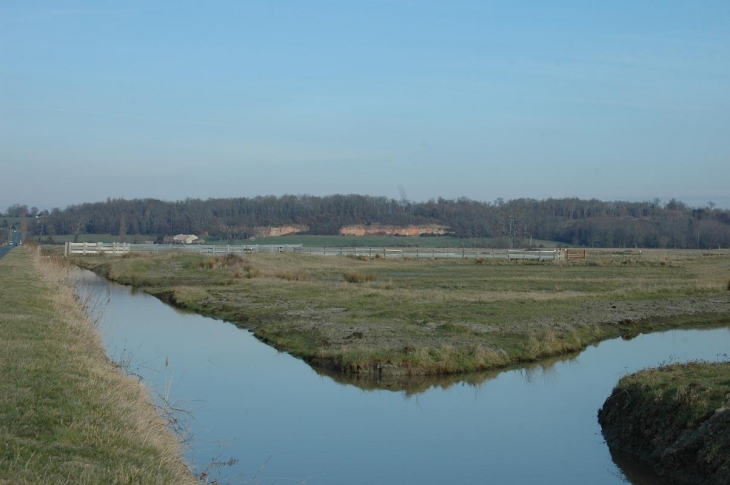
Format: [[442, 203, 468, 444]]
[[599, 361, 730, 484], [74, 250, 730, 378], [0, 249, 196, 485]]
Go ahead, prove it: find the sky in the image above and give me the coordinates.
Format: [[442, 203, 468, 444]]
[[1, 0, 729, 210]]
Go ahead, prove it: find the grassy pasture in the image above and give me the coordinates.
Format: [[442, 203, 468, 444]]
[[73, 250, 730, 378], [0, 249, 196, 484], [45, 233, 565, 248], [43, 233, 153, 244], [210, 234, 565, 248]]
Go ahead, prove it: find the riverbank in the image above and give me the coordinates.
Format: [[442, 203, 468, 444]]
[[598, 361, 730, 485], [71, 250, 730, 377], [0, 249, 196, 484]]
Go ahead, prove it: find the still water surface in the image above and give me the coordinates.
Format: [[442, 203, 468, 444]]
[[79, 271, 730, 485]]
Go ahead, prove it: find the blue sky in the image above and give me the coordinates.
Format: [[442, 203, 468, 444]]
[[1, 1, 729, 210]]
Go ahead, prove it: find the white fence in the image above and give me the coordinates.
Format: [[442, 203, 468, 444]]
[[306, 247, 564, 260], [64, 242, 304, 256], [64, 242, 564, 261]]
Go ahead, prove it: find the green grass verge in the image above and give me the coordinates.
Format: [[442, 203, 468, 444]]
[[0, 249, 196, 484], [73, 250, 730, 378]]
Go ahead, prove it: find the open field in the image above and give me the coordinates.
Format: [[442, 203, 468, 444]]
[[599, 361, 730, 484], [208, 234, 565, 248], [0, 249, 196, 484], [42, 233, 566, 248], [41, 233, 154, 244], [72, 249, 730, 377]]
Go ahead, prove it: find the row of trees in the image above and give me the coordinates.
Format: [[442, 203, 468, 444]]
[[7, 196, 730, 249]]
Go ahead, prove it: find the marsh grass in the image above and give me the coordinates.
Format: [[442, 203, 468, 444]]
[[0, 249, 196, 484], [600, 360, 730, 483], [73, 250, 730, 376], [343, 271, 378, 283], [275, 271, 311, 281]]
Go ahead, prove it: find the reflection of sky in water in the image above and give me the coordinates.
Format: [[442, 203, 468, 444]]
[[78, 271, 730, 485]]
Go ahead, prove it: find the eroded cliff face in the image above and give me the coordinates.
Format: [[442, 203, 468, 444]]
[[253, 225, 308, 237], [339, 224, 448, 237]]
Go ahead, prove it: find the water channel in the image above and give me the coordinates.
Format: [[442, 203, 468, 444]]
[[77, 270, 730, 484]]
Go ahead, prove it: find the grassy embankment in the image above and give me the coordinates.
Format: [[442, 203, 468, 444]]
[[73, 249, 730, 377], [0, 249, 196, 484], [599, 361, 730, 484]]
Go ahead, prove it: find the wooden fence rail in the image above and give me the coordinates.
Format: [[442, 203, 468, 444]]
[[64, 242, 566, 261]]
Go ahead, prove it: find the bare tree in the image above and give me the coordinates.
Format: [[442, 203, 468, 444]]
[[20, 212, 27, 244], [119, 214, 127, 243]]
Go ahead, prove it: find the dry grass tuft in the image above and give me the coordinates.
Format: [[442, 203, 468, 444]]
[[343, 271, 378, 283], [244, 264, 261, 278], [275, 271, 310, 281]]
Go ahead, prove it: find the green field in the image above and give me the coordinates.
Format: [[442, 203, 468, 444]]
[[223, 234, 564, 248], [73, 250, 730, 379], [42, 233, 565, 248], [0, 249, 196, 484], [40, 233, 154, 244]]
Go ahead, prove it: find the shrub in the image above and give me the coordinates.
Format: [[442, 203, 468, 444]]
[[220, 253, 245, 267], [200, 258, 217, 270], [343, 271, 377, 283], [727, 278, 730, 291]]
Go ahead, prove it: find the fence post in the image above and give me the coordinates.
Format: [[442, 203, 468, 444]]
[[64, 242, 69, 257]]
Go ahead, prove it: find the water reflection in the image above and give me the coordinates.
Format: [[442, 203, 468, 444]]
[[318, 352, 582, 395], [608, 448, 672, 485], [76, 270, 730, 485]]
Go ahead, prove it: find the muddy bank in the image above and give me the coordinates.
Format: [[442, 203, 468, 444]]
[[598, 362, 730, 485]]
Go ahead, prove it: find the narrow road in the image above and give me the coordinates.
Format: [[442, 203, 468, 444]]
[[0, 246, 12, 260]]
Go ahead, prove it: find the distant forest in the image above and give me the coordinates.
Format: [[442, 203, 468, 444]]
[[4, 195, 730, 249]]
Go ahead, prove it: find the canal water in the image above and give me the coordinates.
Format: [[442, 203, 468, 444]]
[[77, 271, 730, 485]]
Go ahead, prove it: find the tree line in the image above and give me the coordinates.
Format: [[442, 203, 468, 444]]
[[4, 195, 730, 249]]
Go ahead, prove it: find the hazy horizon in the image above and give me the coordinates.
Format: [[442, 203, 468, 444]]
[[2, 1, 728, 210], [4, 193, 730, 214]]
